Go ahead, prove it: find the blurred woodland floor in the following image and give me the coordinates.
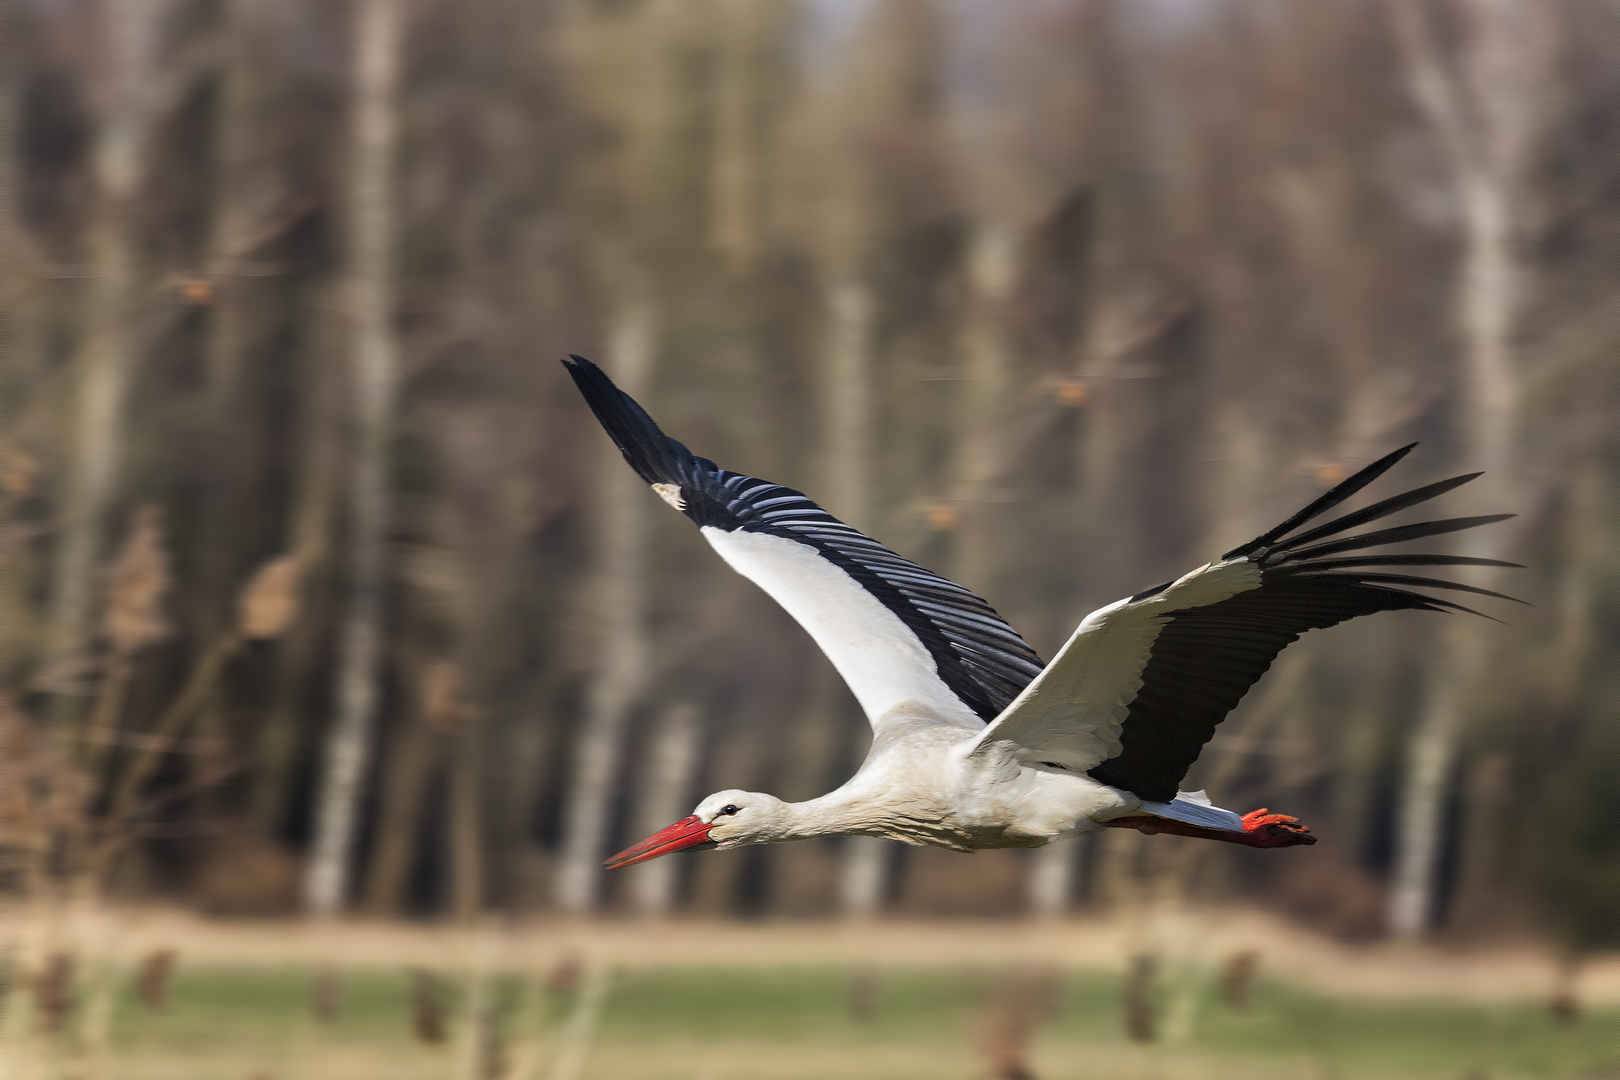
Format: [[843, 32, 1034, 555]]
[[6, 907, 1617, 1004], [1, 909, 1616, 1080]]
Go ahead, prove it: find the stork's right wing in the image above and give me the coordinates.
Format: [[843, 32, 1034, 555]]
[[563, 356, 1045, 733], [970, 445, 1520, 801]]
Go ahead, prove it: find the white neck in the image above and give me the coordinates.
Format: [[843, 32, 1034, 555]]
[[769, 790, 878, 841]]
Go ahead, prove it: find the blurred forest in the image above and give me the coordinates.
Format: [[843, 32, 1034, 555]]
[[0, 0, 1614, 951]]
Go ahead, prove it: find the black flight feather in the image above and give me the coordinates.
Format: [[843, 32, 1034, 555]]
[[1298, 572, 1527, 605], [1274, 514, 1516, 564], [1223, 443, 1416, 560], [1290, 554, 1524, 572], [1267, 472, 1483, 554]]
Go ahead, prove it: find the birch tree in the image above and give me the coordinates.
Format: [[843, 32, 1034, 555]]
[[626, 703, 700, 916], [305, 0, 405, 917], [554, 302, 655, 914], [824, 278, 884, 917], [947, 6, 1098, 917], [0, 4, 45, 546], [709, 0, 778, 276], [1386, 0, 1550, 937], [39, 0, 179, 707], [550, 0, 692, 915], [789, 0, 945, 918], [805, 60, 878, 913]]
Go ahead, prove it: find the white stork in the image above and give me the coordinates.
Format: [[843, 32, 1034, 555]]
[[561, 357, 1519, 870]]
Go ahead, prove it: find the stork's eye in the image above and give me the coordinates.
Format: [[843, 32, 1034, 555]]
[[720, 804, 740, 816]]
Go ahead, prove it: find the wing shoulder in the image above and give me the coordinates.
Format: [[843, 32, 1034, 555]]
[[968, 558, 1263, 772]]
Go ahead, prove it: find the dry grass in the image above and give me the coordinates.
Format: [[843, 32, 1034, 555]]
[[49, 1041, 1321, 1080], [1, 907, 1614, 1080], [21, 907, 1610, 1006]]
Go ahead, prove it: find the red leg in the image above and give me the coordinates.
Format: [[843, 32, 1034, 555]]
[[1101, 809, 1316, 848], [1234, 808, 1316, 848]]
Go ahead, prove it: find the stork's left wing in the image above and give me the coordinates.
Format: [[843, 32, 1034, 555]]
[[970, 444, 1521, 801], [563, 356, 1044, 732]]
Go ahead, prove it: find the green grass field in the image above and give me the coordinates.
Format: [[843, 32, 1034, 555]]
[[22, 961, 1607, 1080]]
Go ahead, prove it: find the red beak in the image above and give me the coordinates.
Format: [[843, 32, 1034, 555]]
[[603, 815, 716, 870]]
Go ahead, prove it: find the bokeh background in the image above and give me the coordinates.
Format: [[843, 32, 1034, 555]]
[[0, 1, 1615, 1077]]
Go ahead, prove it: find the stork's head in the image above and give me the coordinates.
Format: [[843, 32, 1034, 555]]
[[603, 789, 792, 869]]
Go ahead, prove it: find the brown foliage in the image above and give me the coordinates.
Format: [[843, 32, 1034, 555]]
[[1270, 847, 1390, 942], [311, 967, 342, 1023], [191, 831, 301, 915], [545, 953, 583, 997], [848, 964, 878, 1023], [135, 948, 177, 1010], [421, 659, 474, 734], [1219, 949, 1260, 1010], [103, 507, 171, 656], [0, 696, 90, 859], [408, 968, 448, 1044], [236, 555, 301, 640], [0, 446, 40, 497], [978, 964, 1063, 1080], [33, 952, 75, 1034], [1122, 953, 1156, 1044]]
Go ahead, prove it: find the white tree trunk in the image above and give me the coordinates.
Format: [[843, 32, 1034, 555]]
[[554, 302, 655, 914], [1029, 842, 1077, 918], [1386, 0, 1543, 937], [305, 0, 404, 917], [0, 17, 39, 413], [708, 0, 769, 274], [627, 703, 701, 917], [38, 0, 172, 702], [955, 221, 1016, 596], [824, 282, 874, 538], [820, 280, 888, 918], [962, 222, 1067, 918]]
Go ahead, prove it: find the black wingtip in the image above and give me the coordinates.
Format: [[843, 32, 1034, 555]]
[[561, 354, 688, 487], [1268, 470, 1487, 556], [1278, 513, 1516, 564], [1224, 442, 1420, 560], [1300, 571, 1529, 606], [1423, 596, 1510, 624], [1290, 554, 1526, 573]]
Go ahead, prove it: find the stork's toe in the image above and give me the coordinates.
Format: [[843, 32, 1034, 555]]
[[1239, 808, 1317, 847]]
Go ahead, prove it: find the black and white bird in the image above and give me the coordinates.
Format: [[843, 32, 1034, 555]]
[[561, 356, 1519, 869]]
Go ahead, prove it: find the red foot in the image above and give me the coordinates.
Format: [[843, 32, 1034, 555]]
[[1239, 808, 1317, 848]]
